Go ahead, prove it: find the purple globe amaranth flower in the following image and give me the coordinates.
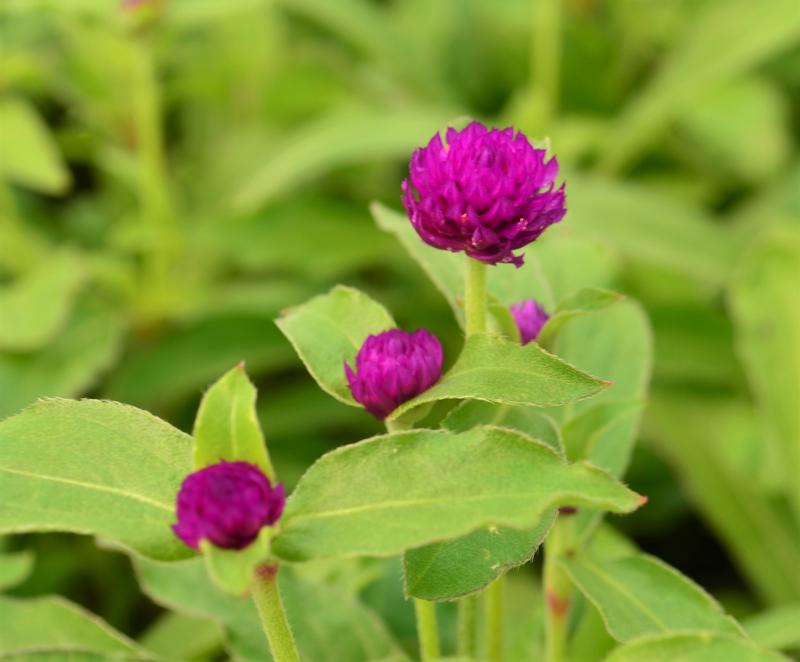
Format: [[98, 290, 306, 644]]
[[345, 328, 443, 420], [511, 299, 550, 344], [173, 461, 285, 551], [402, 121, 566, 267]]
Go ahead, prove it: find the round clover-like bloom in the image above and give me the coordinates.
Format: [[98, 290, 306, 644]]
[[402, 121, 566, 267], [345, 328, 443, 420], [173, 461, 285, 550], [510, 299, 550, 345]]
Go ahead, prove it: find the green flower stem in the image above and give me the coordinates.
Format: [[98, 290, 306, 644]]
[[385, 418, 442, 660], [456, 594, 478, 658], [252, 565, 300, 662], [485, 577, 504, 661], [414, 598, 441, 661], [465, 256, 487, 336], [544, 514, 575, 662]]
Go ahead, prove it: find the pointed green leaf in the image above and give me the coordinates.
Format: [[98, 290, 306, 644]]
[[0, 595, 147, 657], [388, 333, 608, 421], [743, 604, 800, 651], [276, 285, 395, 405], [404, 512, 555, 601], [0, 399, 192, 561], [193, 364, 272, 477], [538, 288, 623, 347], [604, 632, 787, 662], [273, 426, 644, 562], [562, 553, 743, 642]]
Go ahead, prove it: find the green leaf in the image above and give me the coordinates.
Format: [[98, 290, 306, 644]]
[[389, 333, 608, 421], [136, 557, 405, 662], [600, 0, 800, 172], [562, 553, 743, 642], [538, 288, 623, 347], [729, 230, 800, 522], [201, 529, 270, 596], [0, 251, 85, 351], [603, 632, 788, 662], [0, 298, 125, 420], [0, 551, 33, 591], [272, 426, 644, 562], [0, 399, 192, 561], [233, 105, 453, 212], [443, 400, 563, 454], [276, 285, 395, 405], [193, 364, 273, 477], [743, 604, 800, 651], [0, 595, 146, 656], [139, 612, 224, 661], [404, 512, 555, 601], [0, 98, 71, 193]]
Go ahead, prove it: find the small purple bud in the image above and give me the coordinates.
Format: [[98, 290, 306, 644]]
[[510, 299, 550, 344], [172, 461, 285, 550], [402, 122, 566, 267], [345, 328, 443, 420]]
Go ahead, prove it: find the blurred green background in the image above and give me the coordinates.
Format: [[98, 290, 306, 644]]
[[1, 0, 800, 656]]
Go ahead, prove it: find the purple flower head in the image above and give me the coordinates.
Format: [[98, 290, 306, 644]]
[[345, 328, 443, 420], [173, 461, 285, 551], [402, 122, 566, 267], [510, 299, 550, 344]]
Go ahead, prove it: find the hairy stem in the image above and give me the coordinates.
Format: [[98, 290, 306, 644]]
[[465, 256, 487, 336], [544, 514, 575, 662], [457, 594, 478, 658], [414, 598, 441, 661], [531, 0, 562, 128], [251, 565, 300, 662], [485, 577, 505, 661]]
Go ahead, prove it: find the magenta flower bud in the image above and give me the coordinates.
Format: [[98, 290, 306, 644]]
[[172, 461, 285, 550], [345, 328, 443, 420], [402, 122, 566, 267], [510, 299, 550, 344]]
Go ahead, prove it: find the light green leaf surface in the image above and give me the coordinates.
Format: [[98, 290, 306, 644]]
[[0, 98, 71, 193], [0, 399, 192, 561], [443, 400, 563, 455], [0, 252, 85, 352], [404, 512, 555, 601], [136, 558, 405, 662], [273, 426, 643, 562], [0, 298, 125, 420], [389, 333, 608, 420], [729, 230, 800, 523], [538, 288, 623, 347], [0, 595, 146, 657], [193, 364, 272, 476], [743, 604, 800, 651], [600, 0, 800, 172], [563, 553, 742, 642], [603, 632, 788, 662], [0, 551, 33, 591], [139, 612, 224, 661], [276, 285, 395, 405]]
